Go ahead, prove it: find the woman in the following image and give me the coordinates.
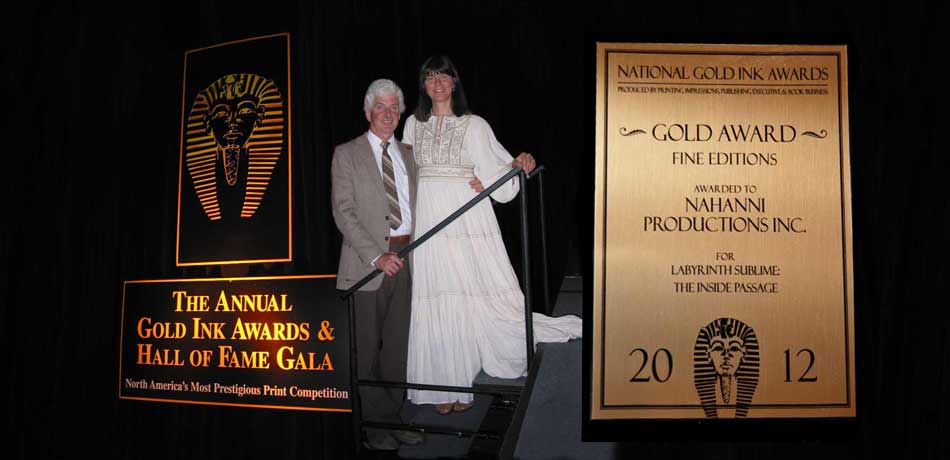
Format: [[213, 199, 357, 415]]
[[402, 55, 582, 414]]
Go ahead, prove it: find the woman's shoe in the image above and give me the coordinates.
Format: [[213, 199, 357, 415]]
[[453, 401, 474, 412], [435, 403, 453, 415]]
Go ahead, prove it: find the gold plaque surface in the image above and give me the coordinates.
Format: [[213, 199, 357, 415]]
[[592, 43, 854, 419]]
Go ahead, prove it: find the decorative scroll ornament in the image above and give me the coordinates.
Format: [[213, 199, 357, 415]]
[[620, 127, 646, 136], [801, 129, 828, 139]]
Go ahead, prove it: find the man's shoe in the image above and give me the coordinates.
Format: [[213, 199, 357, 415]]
[[362, 432, 399, 451], [435, 403, 453, 415], [392, 429, 424, 445]]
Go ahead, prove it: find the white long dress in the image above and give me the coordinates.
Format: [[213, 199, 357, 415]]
[[403, 113, 582, 405]]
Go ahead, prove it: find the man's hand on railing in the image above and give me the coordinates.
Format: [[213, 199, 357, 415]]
[[512, 152, 536, 174], [373, 252, 404, 277]]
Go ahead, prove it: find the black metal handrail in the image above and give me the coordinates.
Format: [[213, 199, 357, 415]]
[[340, 165, 524, 299], [343, 164, 549, 455], [363, 421, 504, 440], [359, 379, 522, 396]]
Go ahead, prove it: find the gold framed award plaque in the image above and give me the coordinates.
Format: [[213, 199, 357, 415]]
[[592, 43, 854, 419]]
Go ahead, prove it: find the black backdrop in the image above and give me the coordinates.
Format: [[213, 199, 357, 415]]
[[3, 1, 946, 459]]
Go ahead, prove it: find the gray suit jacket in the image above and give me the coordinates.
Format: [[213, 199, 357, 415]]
[[331, 133, 416, 290]]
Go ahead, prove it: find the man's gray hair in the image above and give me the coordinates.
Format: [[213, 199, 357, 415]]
[[363, 79, 405, 113]]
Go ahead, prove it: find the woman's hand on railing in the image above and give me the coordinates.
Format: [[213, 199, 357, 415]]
[[512, 152, 536, 174]]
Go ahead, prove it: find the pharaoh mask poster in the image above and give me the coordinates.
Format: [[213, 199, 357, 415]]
[[176, 33, 292, 266], [592, 43, 854, 419]]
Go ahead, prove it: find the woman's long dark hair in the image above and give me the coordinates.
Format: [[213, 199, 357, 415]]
[[413, 55, 471, 122]]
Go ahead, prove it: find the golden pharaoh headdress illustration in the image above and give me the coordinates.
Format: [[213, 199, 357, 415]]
[[184, 73, 284, 220]]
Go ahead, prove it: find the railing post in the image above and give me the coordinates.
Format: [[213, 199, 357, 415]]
[[346, 295, 362, 455], [519, 172, 535, 366], [537, 171, 551, 315]]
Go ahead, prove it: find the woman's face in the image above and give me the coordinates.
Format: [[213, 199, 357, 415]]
[[424, 71, 454, 105]]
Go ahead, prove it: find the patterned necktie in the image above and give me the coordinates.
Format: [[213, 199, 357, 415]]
[[380, 141, 402, 230]]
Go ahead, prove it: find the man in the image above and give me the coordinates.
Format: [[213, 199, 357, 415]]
[[331, 78, 422, 451]]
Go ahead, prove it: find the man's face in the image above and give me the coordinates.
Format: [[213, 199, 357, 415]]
[[709, 337, 745, 377], [365, 93, 401, 140]]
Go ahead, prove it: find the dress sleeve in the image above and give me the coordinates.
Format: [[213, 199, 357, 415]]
[[467, 116, 520, 203], [401, 114, 416, 147]]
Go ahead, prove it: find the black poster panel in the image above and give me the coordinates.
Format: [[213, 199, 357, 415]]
[[176, 33, 292, 266]]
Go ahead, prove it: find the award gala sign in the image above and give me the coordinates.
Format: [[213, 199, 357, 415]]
[[118, 275, 350, 412]]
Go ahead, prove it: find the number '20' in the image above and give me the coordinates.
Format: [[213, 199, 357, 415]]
[[628, 348, 672, 382]]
